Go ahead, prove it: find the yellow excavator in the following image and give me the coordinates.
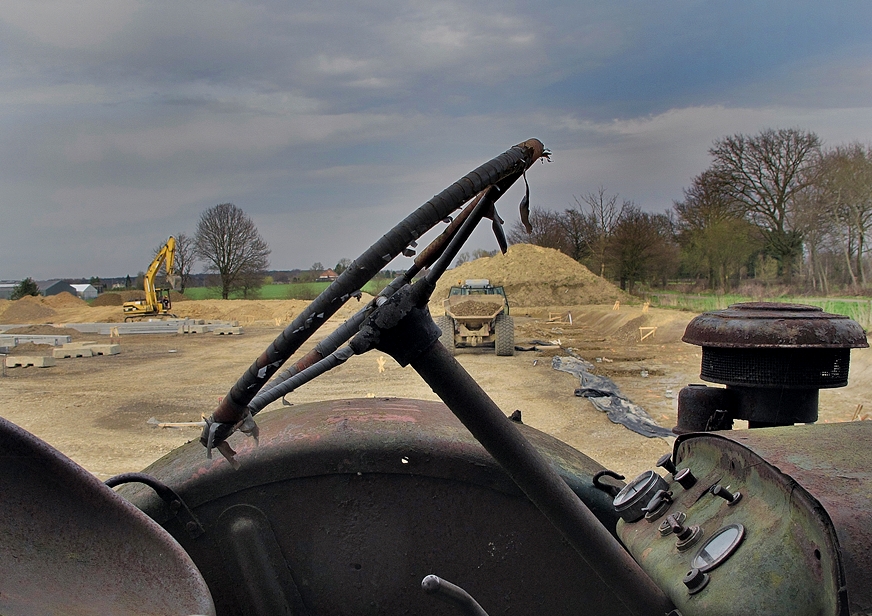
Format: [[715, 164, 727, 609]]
[[122, 236, 181, 321]]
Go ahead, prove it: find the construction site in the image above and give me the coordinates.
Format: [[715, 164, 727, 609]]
[[6, 141, 872, 616], [3, 243, 872, 482]]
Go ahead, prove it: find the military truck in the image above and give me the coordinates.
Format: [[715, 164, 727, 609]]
[[437, 279, 514, 356]]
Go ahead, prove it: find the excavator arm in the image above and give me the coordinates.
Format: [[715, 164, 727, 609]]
[[143, 236, 177, 307], [122, 236, 178, 319]]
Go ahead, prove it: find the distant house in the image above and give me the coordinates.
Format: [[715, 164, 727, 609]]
[[0, 282, 16, 300], [36, 280, 76, 297], [316, 269, 339, 282], [71, 284, 98, 300]]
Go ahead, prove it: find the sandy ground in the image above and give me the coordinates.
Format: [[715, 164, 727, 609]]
[[3, 304, 871, 482]]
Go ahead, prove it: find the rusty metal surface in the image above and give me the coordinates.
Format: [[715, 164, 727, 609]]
[[125, 398, 617, 522], [619, 426, 850, 615], [682, 302, 869, 349], [686, 422, 872, 615], [120, 398, 633, 616], [0, 415, 215, 616]]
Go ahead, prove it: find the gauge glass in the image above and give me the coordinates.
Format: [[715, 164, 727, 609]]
[[613, 471, 655, 508], [691, 524, 745, 572]]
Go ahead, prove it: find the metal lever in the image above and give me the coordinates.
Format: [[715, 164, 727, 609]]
[[712, 484, 742, 505], [667, 514, 703, 551], [422, 575, 490, 616], [105, 472, 205, 538]]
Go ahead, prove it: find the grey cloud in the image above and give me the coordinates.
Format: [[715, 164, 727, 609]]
[[2, 2, 872, 279]]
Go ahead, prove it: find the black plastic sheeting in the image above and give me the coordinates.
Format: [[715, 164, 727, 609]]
[[552, 356, 674, 439]]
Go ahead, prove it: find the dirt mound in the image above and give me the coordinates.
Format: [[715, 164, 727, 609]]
[[6, 341, 54, 355], [3, 324, 84, 338], [93, 290, 190, 307], [175, 295, 374, 324], [430, 244, 630, 310], [92, 293, 125, 306], [0, 296, 58, 324], [92, 290, 151, 306], [44, 291, 87, 308]]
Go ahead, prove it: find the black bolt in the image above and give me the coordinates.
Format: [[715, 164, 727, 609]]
[[674, 467, 697, 489], [656, 453, 677, 475], [683, 568, 709, 594]]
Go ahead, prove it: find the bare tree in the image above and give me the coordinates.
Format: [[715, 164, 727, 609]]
[[794, 185, 833, 293], [709, 128, 821, 279], [573, 187, 625, 277], [814, 144, 872, 287], [153, 233, 197, 293], [555, 208, 592, 263], [173, 233, 197, 293], [454, 252, 471, 268], [195, 203, 271, 299], [507, 206, 569, 252]]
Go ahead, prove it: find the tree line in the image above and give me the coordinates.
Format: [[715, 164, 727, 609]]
[[509, 128, 872, 294]]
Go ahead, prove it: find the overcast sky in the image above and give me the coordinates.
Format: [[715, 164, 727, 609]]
[[2, 1, 872, 280]]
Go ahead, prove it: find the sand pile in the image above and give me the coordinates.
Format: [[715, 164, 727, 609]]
[[0, 296, 58, 324], [3, 324, 85, 338], [177, 295, 374, 324], [93, 290, 189, 307], [44, 292, 87, 308], [449, 300, 503, 316], [91, 293, 125, 306], [430, 244, 629, 309], [6, 341, 53, 356], [0, 293, 376, 326], [178, 300, 309, 323]]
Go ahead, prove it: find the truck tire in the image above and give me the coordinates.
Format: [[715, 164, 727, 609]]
[[494, 313, 515, 356], [435, 315, 456, 355]]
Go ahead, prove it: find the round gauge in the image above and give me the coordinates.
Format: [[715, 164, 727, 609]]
[[691, 524, 745, 572], [613, 470, 669, 522]]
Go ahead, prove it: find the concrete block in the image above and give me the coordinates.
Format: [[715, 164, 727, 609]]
[[52, 347, 93, 359], [90, 344, 121, 356], [64, 341, 98, 348], [6, 356, 56, 368], [0, 334, 72, 347], [178, 324, 208, 334], [212, 326, 243, 335]]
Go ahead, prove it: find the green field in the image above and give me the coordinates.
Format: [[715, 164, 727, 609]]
[[647, 292, 872, 328], [182, 279, 392, 301]]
